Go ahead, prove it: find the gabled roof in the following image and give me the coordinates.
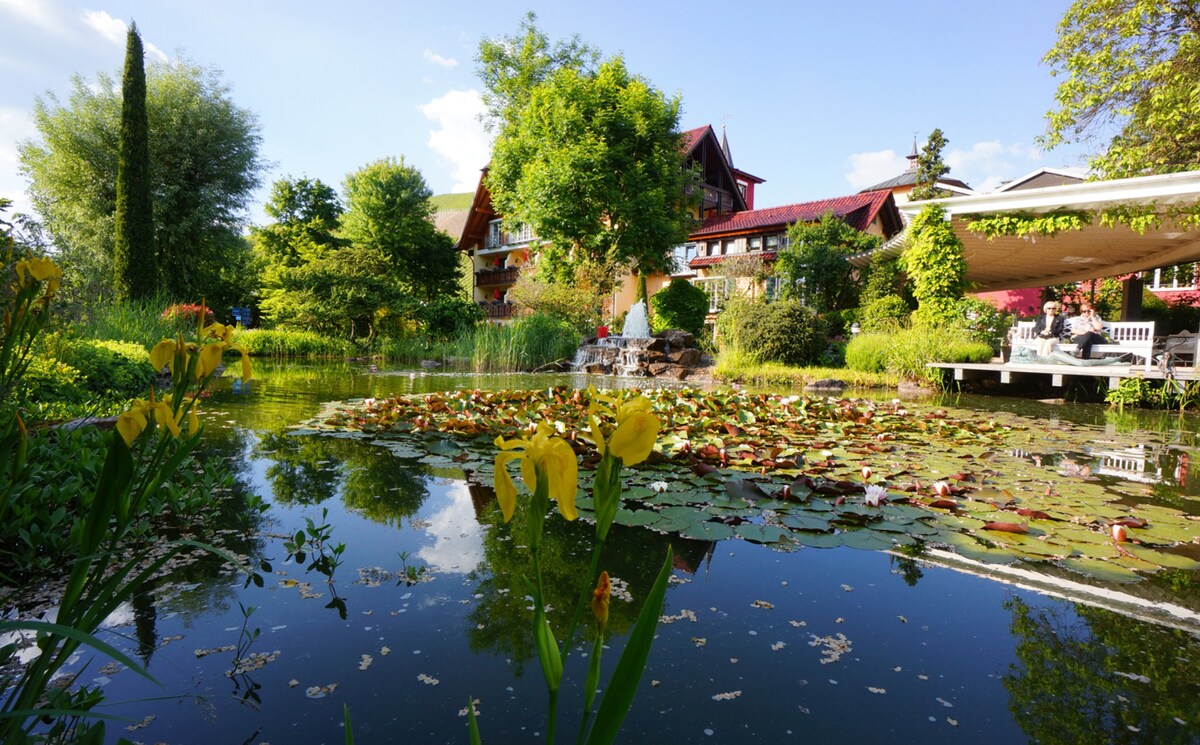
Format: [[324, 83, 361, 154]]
[[861, 171, 973, 192], [689, 189, 901, 239], [993, 166, 1087, 193]]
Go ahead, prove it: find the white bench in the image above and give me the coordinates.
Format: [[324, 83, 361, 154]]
[[1012, 320, 1156, 371]]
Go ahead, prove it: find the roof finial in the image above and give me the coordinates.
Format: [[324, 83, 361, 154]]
[[905, 132, 919, 172], [720, 115, 733, 167]]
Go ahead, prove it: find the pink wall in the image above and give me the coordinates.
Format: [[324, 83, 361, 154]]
[[974, 288, 1043, 317]]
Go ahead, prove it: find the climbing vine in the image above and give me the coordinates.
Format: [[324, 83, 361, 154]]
[[964, 210, 1091, 239], [900, 204, 966, 327]]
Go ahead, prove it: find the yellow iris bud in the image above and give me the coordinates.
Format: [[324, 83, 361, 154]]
[[592, 570, 611, 632]]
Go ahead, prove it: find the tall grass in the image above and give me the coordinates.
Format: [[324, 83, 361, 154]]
[[845, 326, 994, 386], [72, 292, 175, 350], [464, 313, 580, 372], [234, 328, 355, 358], [715, 347, 899, 389]]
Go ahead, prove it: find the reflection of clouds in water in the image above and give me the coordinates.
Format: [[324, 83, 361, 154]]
[[417, 481, 484, 573]]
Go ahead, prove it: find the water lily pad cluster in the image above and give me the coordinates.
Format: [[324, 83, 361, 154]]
[[294, 388, 1200, 583]]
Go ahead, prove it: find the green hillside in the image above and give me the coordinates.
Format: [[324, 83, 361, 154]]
[[429, 192, 474, 210]]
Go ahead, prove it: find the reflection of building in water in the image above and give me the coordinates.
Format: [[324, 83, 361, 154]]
[[1093, 445, 1162, 484]]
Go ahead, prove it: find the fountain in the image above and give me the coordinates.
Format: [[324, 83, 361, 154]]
[[571, 301, 708, 379]]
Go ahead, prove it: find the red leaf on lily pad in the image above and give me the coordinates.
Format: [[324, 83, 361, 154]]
[[724, 423, 741, 437], [982, 522, 1028, 534], [693, 462, 718, 476], [1013, 508, 1052, 520], [1111, 517, 1149, 529], [928, 499, 958, 510]]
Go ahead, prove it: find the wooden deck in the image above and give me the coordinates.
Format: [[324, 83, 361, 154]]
[[929, 359, 1199, 389]]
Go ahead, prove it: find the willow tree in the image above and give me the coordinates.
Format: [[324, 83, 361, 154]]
[[113, 21, 156, 300]]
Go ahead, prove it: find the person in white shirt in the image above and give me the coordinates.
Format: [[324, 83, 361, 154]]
[[1068, 302, 1105, 359]]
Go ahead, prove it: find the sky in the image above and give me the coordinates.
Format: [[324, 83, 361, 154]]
[[0, 0, 1092, 229]]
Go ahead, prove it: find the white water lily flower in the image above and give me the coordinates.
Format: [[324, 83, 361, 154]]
[[864, 484, 887, 507], [649, 481, 670, 493]]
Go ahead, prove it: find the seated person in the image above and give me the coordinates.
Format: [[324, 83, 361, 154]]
[[1031, 301, 1064, 356], [1067, 302, 1105, 359]]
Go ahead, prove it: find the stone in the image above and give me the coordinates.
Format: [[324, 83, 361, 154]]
[[669, 348, 703, 366], [648, 362, 689, 380], [804, 378, 847, 392], [656, 329, 696, 348]]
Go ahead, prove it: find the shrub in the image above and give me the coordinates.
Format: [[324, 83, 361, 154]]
[[19, 356, 85, 406], [858, 295, 911, 332], [1141, 289, 1200, 335], [417, 296, 485, 340], [234, 328, 354, 358], [720, 299, 827, 367], [845, 333, 891, 373], [650, 279, 709, 336], [58, 338, 157, 399], [953, 296, 1013, 354]]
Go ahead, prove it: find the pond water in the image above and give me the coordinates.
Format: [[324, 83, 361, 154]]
[[64, 363, 1200, 743]]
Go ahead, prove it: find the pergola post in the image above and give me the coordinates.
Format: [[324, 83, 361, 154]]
[[1120, 275, 1144, 321]]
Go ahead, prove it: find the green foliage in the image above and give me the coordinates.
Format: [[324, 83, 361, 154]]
[[1141, 287, 1200, 334], [234, 328, 354, 358], [859, 253, 909, 307], [718, 298, 827, 366], [909, 128, 951, 201], [71, 292, 176, 350], [113, 22, 156, 301], [858, 295, 911, 332], [901, 204, 967, 328], [1043, 0, 1200, 178], [485, 40, 695, 277], [964, 210, 1092, 239], [417, 296, 485, 340], [952, 296, 1014, 354], [844, 332, 891, 373], [57, 338, 157, 400], [713, 350, 898, 388], [340, 157, 459, 303], [1106, 375, 1200, 411], [846, 327, 993, 384], [775, 211, 880, 312], [466, 313, 581, 372], [20, 57, 264, 308], [649, 278, 708, 336], [507, 262, 612, 334], [18, 355, 86, 406], [476, 11, 599, 128]]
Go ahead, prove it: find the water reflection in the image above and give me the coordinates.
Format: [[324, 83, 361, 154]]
[[1004, 596, 1200, 742]]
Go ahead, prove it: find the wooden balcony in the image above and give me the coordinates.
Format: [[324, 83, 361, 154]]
[[475, 266, 521, 287], [480, 301, 515, 319]]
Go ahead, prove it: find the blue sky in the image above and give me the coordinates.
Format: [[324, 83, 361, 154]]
[[0, 0, 1090, 226]]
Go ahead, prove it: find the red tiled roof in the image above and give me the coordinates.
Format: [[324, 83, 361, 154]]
[[689, 190, 894, 239], [681, 125, 712, 154], [689, 251, 779, 269]]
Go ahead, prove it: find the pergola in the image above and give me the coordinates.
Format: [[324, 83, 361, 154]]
[[851, 170, 1200, 293]]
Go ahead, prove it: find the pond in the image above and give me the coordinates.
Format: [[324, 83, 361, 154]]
[[49, 362, 1200, 743]]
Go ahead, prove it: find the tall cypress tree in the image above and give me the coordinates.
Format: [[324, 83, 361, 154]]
[[114, 21, 156, 300]]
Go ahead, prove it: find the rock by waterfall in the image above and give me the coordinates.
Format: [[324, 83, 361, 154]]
[[571, 325, 710, 380]]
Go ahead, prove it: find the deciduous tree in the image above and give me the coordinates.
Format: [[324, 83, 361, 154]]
[[19, 58, 264, 308], [485, 53, 695, 280], [775, 211, 881, 312], [1043, 1, 1200, 176]]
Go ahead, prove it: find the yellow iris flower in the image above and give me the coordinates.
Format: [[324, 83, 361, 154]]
[[14, 257, 62, 295], [116, 395, 183, 446], [493, 422, 578, 522], [585, 393, 660, 465]]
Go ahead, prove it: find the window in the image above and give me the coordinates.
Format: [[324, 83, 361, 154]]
[[765, 234, 779, 251], [1148, 263, 1197, 290], [671, 244, 696, 274], [486, 220, 503, 249], [694, 277, 730, 313], [748, 236, 762, 252], [764, 276, 783, 301], [723, 239, 738, 255]]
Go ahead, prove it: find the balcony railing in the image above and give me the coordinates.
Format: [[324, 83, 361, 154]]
[[480, 301, 515, 319], [475, 266, 521, 287], [484, 223, 537, 249]]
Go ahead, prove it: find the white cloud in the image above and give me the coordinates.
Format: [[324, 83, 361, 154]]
[[415, 482, 484, 574], [423, 50, 458, 69], [419, 89, 490, 192], [845, 149, 907, 191], [945, 140, 1044, 193], [0, 106, 36, 216], [0, 0, 65, 34], [81, 10, 168, 62]]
